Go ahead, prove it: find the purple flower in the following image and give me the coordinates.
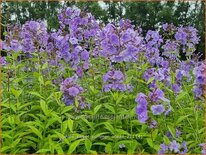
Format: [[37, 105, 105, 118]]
[[199, 143, 206, 154], [172, 84, 182, 93], [151, 105, 165, 115], [158, 143, 168, 154], [69, 37, 78, 45], [110, 34, 119, 45], [10, 39, 21, 52], [149, 88, 169, 103], [68, 87, 80, 96], [180, 141, 187, 154], [169, 140, 180, 153], [81, 50, 89, 61], [0, 56, 6, 66], [135, 93, 148, 123], [149, 120, 157, 128]]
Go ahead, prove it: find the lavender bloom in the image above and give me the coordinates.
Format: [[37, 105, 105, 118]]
[[0, 56, 6, 66], [158, 143, 168, 154], [60, 75, 86, 107], [103, 70, 132, 92], [193, 62, 205, 98], [149, 88, 169, 103], [169, 140, 180, 153], [180, 141, 187, 154], [199, 143, 206, 154], [135, 93, 148, 123], [172, 84, 182, 93], [68, 87, 80, 97], [149, 120, 157, 128], [151, 105, 165, 115]]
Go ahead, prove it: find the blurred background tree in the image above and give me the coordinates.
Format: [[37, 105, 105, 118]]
[[1, 1, 205, 59]]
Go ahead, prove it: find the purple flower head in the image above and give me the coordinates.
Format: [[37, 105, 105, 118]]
[[135, 93, 148, 123], [149, 120, 157, 128], [169, 140, 180, 153], [176, 128, 182, 138], [151, 104, 165, 115], [199, 143, 206, 154], [110, 34, 119, 45], [10, 39, 21, 52], [149, 88, 168, 103], [180, 141, 187, 154], [60, 75, 85, 106], [103, 70, 131, 92], [81, 50, 89, 61], [0, 56, 6, 66], [135, 93, 147, 105], [172, 84, 182, 93], [158, 143, 168, 154], [68, 87, 80, 97]]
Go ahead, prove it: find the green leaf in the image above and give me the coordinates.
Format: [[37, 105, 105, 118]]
[[105, 142, 112, 153], [94, 105, 102, 115], [36, 149, 50, 153], [167, 125, 176, 138], [61, 121, 68, 134], [163, 135, 170, 145], [103, 122, 115, 135], [152, 129, 158, 140], [42, 62, 48, 70], [11, 88, 22, 98], [176, 115, 191, 124], [92, 132, 109, 140], [146, 138, 154, 148], [176, 91, 188, 102], [40, 99, 48, 116], [147, 76, 155, 84], [61, 106, 73, 114], [104, 104, 115, 114], [55, 144, 64, 154], [68, 139, 83, 154], [85, 139, 92, 151], [29, 91, 44, 99], [38, 75, 44, 85], [28, 126, 43, 139], [68, 119, 73, 132]]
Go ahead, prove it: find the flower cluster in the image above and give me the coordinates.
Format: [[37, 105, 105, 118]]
[[0, 56, 6, 66], [135, 93, 148, 123], [103, 70, 132, 92], [60, 75, 88, 109], [135, 88, 171, 123], [98, 19, 144, 62], [158, 141, 187, 154], [193, 62, 206, 98]]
